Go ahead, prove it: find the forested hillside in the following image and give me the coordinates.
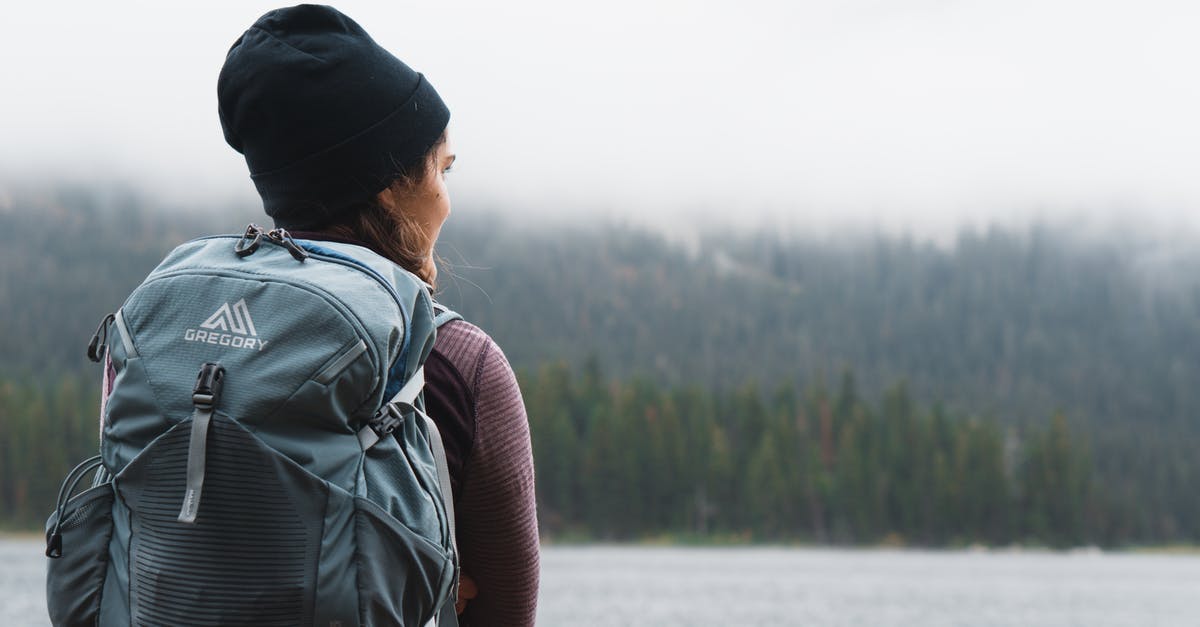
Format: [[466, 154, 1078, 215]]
[[523, 364, 1100, 547], [0, 185, 1196, 544]]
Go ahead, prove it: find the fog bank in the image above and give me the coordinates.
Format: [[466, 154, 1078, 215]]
[[1, 0, 1197, 239]]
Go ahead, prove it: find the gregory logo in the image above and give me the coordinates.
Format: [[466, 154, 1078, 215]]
[[183, 299, 269, 351]]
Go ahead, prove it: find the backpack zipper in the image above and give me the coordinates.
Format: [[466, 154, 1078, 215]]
[[232, 224, 309, 261], [141, 268, 384, 403], [113, 309, 139, 358], [191, 231, 412, 359], [144, 231, 420, 417], [191, 231, 415, 377]]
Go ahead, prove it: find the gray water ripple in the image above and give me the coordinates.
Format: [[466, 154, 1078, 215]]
[[5, 538, 1200, 626]]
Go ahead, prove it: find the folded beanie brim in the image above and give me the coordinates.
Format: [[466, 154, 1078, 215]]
[[252, 75, 450, 229]]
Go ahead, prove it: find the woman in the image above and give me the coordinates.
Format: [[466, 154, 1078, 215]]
[[217, 5, 539, 625]]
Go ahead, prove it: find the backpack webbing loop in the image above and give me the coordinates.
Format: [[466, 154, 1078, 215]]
[[178, 363, 225, 524]]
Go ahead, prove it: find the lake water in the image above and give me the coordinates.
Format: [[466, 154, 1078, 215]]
[[4, 538, 1199, 625]]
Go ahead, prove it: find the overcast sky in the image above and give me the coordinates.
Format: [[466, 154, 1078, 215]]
[[1, 0, 1197, 236]]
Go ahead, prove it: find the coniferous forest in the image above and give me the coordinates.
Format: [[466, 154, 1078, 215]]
[[523, 363, 1095, 547], [0, 184, 1196, 547]]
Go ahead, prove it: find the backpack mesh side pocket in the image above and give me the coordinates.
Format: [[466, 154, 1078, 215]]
[[45, 481, 115, 627]]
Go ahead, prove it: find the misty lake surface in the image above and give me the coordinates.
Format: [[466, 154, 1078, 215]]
[[4, 538, 1199, 626]]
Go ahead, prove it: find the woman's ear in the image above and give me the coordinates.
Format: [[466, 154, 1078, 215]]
[[375, 187, 397, 211]]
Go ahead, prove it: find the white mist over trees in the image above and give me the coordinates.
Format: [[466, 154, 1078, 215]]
[[1, 0, 1198, 237]]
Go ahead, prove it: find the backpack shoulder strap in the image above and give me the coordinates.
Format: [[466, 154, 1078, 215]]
[[362, 366, 461, 627], [432, 301, 463, 329]]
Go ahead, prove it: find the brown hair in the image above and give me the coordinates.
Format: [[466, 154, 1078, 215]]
[[321, 132, 447, 288]]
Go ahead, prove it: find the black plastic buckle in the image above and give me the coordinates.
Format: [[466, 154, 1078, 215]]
[[46, 532, 62, 559], [193, 363, 226, 407], [369, 404, 404, 438]]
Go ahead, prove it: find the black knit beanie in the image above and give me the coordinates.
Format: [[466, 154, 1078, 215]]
[[218, 4, 450, 229]]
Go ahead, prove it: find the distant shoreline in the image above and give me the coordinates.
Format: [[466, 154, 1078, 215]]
[[537, 535, 1200, 554], [5, 530, 1198, 555]]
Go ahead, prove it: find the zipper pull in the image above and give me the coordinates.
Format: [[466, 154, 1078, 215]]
[[267, 227, 309, 262], [234, 223, 265, 258], [86, 313, 115, 363]]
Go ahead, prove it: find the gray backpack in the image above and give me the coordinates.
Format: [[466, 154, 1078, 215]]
[[45, 225, 461, 626]]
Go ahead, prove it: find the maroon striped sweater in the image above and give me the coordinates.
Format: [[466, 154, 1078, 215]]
[[424, 318, 540, 626]]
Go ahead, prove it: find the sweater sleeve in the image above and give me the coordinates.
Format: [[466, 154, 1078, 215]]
[[456, 338, 540, 627]]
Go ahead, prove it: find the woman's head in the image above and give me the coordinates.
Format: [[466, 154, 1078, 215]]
[[217, 4, 453, 273]]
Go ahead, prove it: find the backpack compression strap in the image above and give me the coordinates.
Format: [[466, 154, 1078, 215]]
[[360, 299, 461, 625], [428, 302, 464, 626]]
